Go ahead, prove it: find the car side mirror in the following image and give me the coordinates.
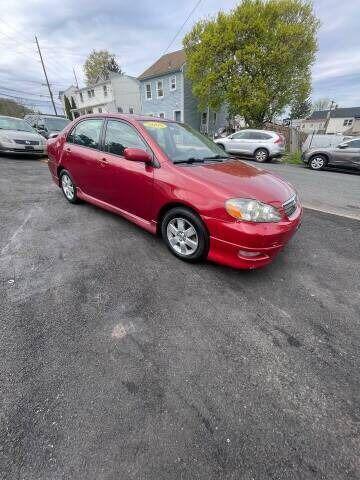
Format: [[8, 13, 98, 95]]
[[124, 147, 152, 164], [338, 143, 348, 149]]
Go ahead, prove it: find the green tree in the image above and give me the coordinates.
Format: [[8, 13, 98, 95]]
[[70, 96, 76, 109], [84, 50, 122, 85], [63, 95, 72, 119], [0, 98, 33, 117], [183, 0, 320, 128]]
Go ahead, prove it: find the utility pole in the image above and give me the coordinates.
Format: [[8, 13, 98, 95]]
[[35, 35, 57, 115], [73, 67, 79, 89], [324, 99, 336, 134]]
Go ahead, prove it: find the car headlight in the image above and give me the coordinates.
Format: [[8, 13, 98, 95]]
[[225, 198, 281, 222], [0, 136, 14, 144]]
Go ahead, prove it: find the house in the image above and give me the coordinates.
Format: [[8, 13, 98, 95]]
[[294, 107, 360, 134], [59, 72, 141, 118], [137, 49, 228, 135]]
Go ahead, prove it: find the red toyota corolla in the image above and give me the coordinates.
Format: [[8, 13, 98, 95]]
[[47, 114, 302, 269]]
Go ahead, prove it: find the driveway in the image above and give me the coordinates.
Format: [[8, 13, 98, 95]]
[[1, 157, 359, 480]]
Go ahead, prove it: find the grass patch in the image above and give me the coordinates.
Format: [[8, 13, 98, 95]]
[[282, 151, 303, 165]]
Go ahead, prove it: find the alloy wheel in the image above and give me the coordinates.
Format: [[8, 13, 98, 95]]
[[310, 156, 325, 170], [166, 217, 199, 256], [255, 149, 268, 162], [61, 174, 75, 200]]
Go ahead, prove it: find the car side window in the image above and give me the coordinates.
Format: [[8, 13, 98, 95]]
[[104, 120, 147, 156], [248, 132, 272, 140], [347, 139, 360, 148], [232, 131, 249, 140], [68, 119, 103, 150]]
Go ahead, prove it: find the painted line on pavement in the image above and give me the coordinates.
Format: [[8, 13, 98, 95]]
[[303, 204, 360, 221]]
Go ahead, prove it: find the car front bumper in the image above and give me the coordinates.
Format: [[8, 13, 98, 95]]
[[205, 204, 302, 269], [0, 144, 47, 155]]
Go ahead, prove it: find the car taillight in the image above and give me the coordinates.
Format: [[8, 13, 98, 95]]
[[274, 135, 284, 144]]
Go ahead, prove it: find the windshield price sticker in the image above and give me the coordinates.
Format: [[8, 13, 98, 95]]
[[143, 121, 167, 129]]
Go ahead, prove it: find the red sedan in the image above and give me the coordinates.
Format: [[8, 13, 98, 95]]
[[47, 114, 302, 269]]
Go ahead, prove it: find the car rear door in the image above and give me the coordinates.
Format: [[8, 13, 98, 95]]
[[63, 118, 105, 199], [98, 119, 154, 220]]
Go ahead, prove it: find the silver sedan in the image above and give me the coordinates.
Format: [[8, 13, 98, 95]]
[[0, 115, 47, 156]]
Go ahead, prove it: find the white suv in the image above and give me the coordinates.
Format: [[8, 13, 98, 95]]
[[214, 129, 285, 163]]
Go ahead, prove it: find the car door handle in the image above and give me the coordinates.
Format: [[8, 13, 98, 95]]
[[66, 146, 71, 152]]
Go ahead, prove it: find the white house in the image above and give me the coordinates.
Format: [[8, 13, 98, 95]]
[[59, 72, 141, 118], [294, 107, 360, 134]]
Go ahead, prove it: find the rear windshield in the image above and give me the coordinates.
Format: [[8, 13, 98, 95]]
[[141, 120, 229, 163]]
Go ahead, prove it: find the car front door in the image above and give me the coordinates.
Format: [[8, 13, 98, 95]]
[[334, 139, 360, 168], [63, 118, 104, 199], [99, 119, 154, 220], [226, 131, 252, 154]]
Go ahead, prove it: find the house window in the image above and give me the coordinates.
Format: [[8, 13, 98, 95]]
[[157, 80, 164, 98], [117, 107, 123, 113], [80, 92, 83, 102], [213, 112, 217, 124], [103, 85, 108, 97], [174, 110, 181, 122], [170, 76, 176, 91], [98, 107, 102, 113], [129, 107, 134, 114], [343, 119, 353, 126], [145, 83, 152, 100], [159, 112, 165, 119], [201, 112, 207, 125], [87, 89, 95, 98], [86, 109, 93, 114]]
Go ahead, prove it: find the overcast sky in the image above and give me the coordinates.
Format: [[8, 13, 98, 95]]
[[0, 0, 358, 114]]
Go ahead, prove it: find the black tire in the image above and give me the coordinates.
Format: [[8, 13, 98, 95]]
[[308, 154, 327, 171], [59, 169, 78, 203], [161, 207, 209, 262], [254, 148, 269, 163]]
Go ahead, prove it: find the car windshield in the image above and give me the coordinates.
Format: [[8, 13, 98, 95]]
[[0, 117, 35, 132], [44, 117, 70, 131], [141, 120, 230, 163]]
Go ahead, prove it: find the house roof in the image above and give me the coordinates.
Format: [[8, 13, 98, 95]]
[[138, 49, 186, 81], [310, 107, 360, 120]]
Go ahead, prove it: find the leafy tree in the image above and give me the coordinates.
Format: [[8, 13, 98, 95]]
[[70, 96, 76, 109], [183, 0, 320, 128], [84, 50, 122, 85], [63, 95, 72, 119], [290, 97, 312, 119], [312, 97, 331, 111]]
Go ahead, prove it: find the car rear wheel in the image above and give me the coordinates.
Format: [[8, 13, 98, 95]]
[[254, 148, 269, 163], [309, 155, 327, 170], [161, 207, 209, 262], [60, 170, 78, 203]]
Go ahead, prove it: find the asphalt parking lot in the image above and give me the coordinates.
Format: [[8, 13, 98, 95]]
[[1, 157, 359, 480]]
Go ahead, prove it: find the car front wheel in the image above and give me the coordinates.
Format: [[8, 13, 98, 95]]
[[309, 155, 327, 170], [161, 207, 209, 262], [60, 170, 78, 203]]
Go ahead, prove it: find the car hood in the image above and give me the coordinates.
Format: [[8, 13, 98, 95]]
[[182, 159, 295, 206], [0, 129, 44, 141]]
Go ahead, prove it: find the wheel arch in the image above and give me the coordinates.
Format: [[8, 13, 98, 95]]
[[156, 202, 207, 236]]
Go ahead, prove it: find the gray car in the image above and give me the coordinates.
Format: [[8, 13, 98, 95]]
[[0, 116, 47, 156], [24, 114, 70, 139], [214, 129, 285, 163], [302, 138, 360, 171]]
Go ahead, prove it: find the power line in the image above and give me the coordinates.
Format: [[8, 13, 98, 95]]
[[0, 85, 50, 97], [162, 0, 203, 55]]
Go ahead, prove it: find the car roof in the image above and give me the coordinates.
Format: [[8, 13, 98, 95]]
[[74, 113, 177, 123], [239, 128, 277, 135]]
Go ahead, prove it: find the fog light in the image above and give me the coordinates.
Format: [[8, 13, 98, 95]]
[[238, 250, 261, 258]]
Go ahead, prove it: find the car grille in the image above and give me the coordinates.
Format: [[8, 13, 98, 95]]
[[283, 194, 297, 218], [14, 139, 39, 145]]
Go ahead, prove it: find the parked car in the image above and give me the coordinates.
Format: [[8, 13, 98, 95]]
[[24, 114, 70, 139], [302, 138, 360, 171], [214, 129, 285, 162], [0, 115, 47, 156], [47, 114, 302, 270]]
